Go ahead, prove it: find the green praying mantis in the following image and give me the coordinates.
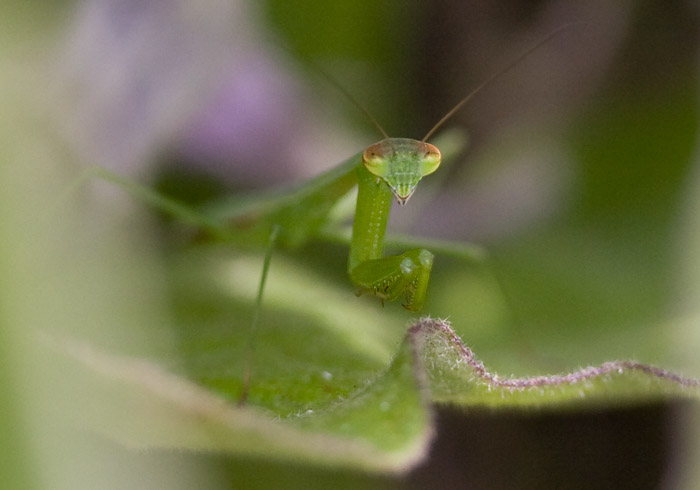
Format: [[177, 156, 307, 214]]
[[208, 29, 568, 313], [84, 28, 568, 314]]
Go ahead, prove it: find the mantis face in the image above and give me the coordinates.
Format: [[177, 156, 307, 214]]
[[362, 138, 441, 205]]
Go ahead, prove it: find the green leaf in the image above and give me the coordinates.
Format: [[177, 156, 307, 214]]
[[49, 331, 431, 473], [410, 318, 700, 408], [48, 250, 433, 473], [52, 302, 700, 474]]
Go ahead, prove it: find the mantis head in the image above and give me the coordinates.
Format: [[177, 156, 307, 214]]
[[362, 138, 441, 205]]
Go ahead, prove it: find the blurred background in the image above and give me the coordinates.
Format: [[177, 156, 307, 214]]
[[1, 0, 700, 489]]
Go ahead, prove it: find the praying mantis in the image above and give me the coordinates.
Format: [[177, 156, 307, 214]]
[[198, 29, 568, 313], [86, 28, 568, 314]]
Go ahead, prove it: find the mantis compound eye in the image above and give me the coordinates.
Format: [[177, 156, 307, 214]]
[[362, 143, 391, 178], [419, 142, 441, 177]]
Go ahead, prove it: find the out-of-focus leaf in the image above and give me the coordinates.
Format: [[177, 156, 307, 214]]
[[411, 318, 699, 408], [51, 289, 700, 474]]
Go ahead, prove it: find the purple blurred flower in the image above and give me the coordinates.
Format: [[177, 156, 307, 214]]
[[55, 0, 355, 189], [177, 52, 309, 185], [56, 0, 247, 176]]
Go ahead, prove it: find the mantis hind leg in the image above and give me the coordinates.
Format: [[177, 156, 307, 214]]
[[350, 248, 434, 312]]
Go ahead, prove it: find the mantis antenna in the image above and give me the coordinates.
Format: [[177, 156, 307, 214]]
[[312, 65, 390, 140], [422, 23, 581, 142], [296, 23, 579, 143]]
